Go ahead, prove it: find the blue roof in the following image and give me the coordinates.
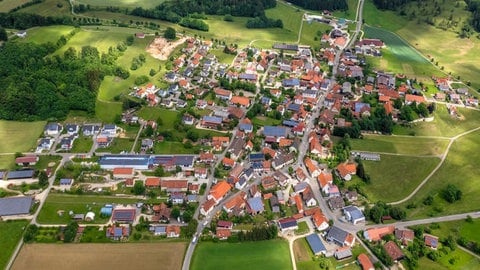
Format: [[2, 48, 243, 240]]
[[250, 153, 265, 161], [239, 73, 256, 80], [239, 123, 253, 131], [263, 126, 287, 137], [101, 207, 113, 216], [251, 162, 263, 169], [344, 206, 365, 220], [174, 156, 195, 166], [279, 218, 297, 229], [283, 120, 299, 127], [154, 226, 166, 233], [248, 197, 264, 212], [202, 116, 223, 124], [112, 209, 136, 222], [294, 182, 309, 192], [282, 78, 300, 87], [99, 155, 151, 167], [60, 178, 72, 185], [0, 171, 4, 179], [306, 234, 327, 254], [287, 103, 301, 112], [354, 102, 371, 113], [7, 170, 34, 179], [0, 196, 33, 216], [244, 167, 254, 177], [261, 97, 271, 104], [114, 227, 123, 237]]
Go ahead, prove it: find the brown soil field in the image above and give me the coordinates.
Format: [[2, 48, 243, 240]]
[[146, 37, 187, 60], [12, 242, 187, 270]]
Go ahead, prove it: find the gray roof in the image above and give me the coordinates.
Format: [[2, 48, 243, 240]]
[[306, 234, 327, 254], [7, 170, 34, 179], [247, 197, 264, 212], [335, 248, 353, 259], [99, 155, 151, 167], [263, 126, 288, 137], [344, 205, 365, 220], [0, 196, 33, 216], [326, 226, 348, 244]]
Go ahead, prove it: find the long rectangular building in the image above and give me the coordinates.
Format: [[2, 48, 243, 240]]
[[99, 155, 152, 170]]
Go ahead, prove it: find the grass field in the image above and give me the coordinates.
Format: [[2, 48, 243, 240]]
[[137, 107, 178, 129], [95, 100, 122, 122], [393, 104, 480, 137], [71, 136, 94, 153], [423, 219, 480, 245], [80, 0, 165, 8], [12, 242, 186, 270], [402, 130, 480, 218], [96, 138, 134, 154], [0, 0, 32, 12], [346, 155, 440, 202], [418, 248, 480, 270], [17, 0, 70, 16], [0, 121, 45, 153], [17, 25, 75, 44], [37, 193, 139, 224], [191, 240, 292, 270], [351, 135, 448, 156], [0, 154, 15, 170], [0, 220, 29, 270]]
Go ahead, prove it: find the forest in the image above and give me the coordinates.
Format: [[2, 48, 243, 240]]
[[285, 0, 348, 11], [371, 0, 412, 10], [0, 39, 125, 120], [466, 0, 480, 31]]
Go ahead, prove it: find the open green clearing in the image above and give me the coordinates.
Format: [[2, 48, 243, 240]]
[[96, 138, 134, 154], [0, 121, 45, 153], [37, 193, 139, 224], [17, 25, 75, 44], [0, 220, 29, 270], [402, 130, 480, 218], [0, 0, 31, 12], [71, 136, 94, 153], [137, 107, 178, 129], [346, 155, 440, 203], [393, 105, 480, 137], [351, 135, 448, 156], [418, 248, 480, 270], [80, 0, 165, 9], [191, 240, 292, 270], [0, 154, 15, 170], [95, 100, 122, 123], [17, 0, 70, 16], [422, 219, 480, 245]]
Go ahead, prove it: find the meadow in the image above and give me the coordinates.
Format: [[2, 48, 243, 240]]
[[0, 121, 45, 153], [96, 138, 134, 154], [17, 0, 70, 16], [0, 220, 29, 270], [80, 0, 165, 9], [402, 130, 480, 218], [17, 25, 75, 44], [351, 135, 449, 156], [0, 154, 15, 170], [0, 0, 31, 12], [191, 240, 292, 270], [12, 242, 187, 270], [346, 155, 440, 203], [37, 193, 139, 224], [71, 136, 94, 153], [418, 250, 480, 270]]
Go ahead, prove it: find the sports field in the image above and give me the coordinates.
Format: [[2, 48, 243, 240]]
[[0, 220, 29, 270], [0, 120, 45, 153], [191, 240, 292, 270], [12, 242, 187, 270]]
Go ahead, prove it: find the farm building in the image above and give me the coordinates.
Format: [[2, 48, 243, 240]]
[[101, 205, 113, 216], [0, 196, 33, 216], [306, 233, 327, 255], [99, 155, 152, 170], [111, 209, 137, 223], [7, 170, 35, 180], [15, 156, 39, 166]]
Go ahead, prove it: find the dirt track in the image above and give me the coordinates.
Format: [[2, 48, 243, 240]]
[[13, 242, 187, 270]]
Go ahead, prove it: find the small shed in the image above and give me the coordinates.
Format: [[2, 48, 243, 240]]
[[100, 206, 113, 216]]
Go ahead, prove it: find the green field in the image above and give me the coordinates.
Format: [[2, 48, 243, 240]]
[[418, 248, 480, 270], [422, 219, 480, 245], [37, 193, 139, 224], [96, 138, 134, 154], [393, 105, 480, 137], [95, 100, 122, 123], [17, 25, 75, 44], [0, 121, 45, 153], [17, 0, 70, 16], [351, 135, 448, 156], [346, 155, 440, 202], [80, 0, 165, 8], [71, 136, 94, 153], [403, 130, 480, 218], [0, 0, 32, 12], [191, 240, 292, 270], [0, 154, 15, 170], [137, 107, 178, 129], [0, 220, 29, 269]]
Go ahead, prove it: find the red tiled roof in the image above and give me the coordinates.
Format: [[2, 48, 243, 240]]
[[209, 181, 231, 201], [145, 177, 161, 187], [113, 167, 134, 175], [358, 253, 374, 270]]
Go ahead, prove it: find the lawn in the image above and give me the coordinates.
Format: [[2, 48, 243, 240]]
[[422, 219, 480, 245], [0, 154, 15, 170], [362, 0, 409, 31], [95, 99, 122, 123], [137, 107, 178, 129], [295, 221, 309, 235], [209, 48, 236, 65], [37, 193, 139, 224], [80, 0, 165, 8], [71, 136, 94, 153], [96, 138, 134, 154], [402, 130, 480, 218], [0, 121, 45, 153], [17, 25, 75, 44], [0, 0, 31, 12], [346, 155, 440, 203], [0, 220, 29, 270], [350, 135, 449, 156], [393, 104, 480, 137], [154, 141, 202, 154], [191, 240, 292, 270], [418, 248, 480, 270], [16, 0, 70, 16], [34, 155, 62, 171], [253, 116, 282, 127]]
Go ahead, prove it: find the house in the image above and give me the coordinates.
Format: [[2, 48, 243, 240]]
[[201, 199, 216, 216], [36, 138, 53, 152], [217, 220, 233, 229], [16, 30, 27, 38], [325, 226, 355, 247], [311, 210, 329, 231], [223, 191, 247, 214], [61, 179, 73, 187], [343, 206, 365, 224], [384, 241, 404, 262], [166, 225, 181, 238], [230, 96, 251, 107], [214, 88, 233, 100], [302, 188, 317, 207], [105, 225, 130, 241], [239, 118, 254, 133], [194, 167, 207, 179], [188, 183, 199, 194], [150, 225, 166, 236], [304, 157, 320, 178], [216, 228, 232, 240], [261, 176, 277, 190], [199, 152, 216, 164], [222, 157, 235, 168], [357, 254, 374, 270], [15, 156, 39, 166], [318, 172, 333, 193], [145, 177, 161, 188], [278, 217, 298, 232], [201, 116, 223, 129], [328, 196, 345, 210], [336, 162, 356, 181], [424, 235, 439, 249], [405, 94, 426, 105], [306, 233, 327, 255], [160, 179, 188, 193], [112, 167, 134, 179], [44, 122, 62, 136], [395, 229, 414, 244], [170, 192, 185, 204], [96, 136, 112, 148], [247, 197, 265, 215], [102, 124, 117, 137], [83, 124, 101, 136], [111, 209, 136, 223], [60, 136, 75, 151], [250, 185, 261, 198], [65, 124, 80, 135], [364, 226, 395, 242], [152, 203, 171, 223], [263, 126, 288, 141], [208, 181, 231, 203]]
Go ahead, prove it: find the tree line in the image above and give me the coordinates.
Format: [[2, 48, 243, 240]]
[[371, 0, 412, 11], [0, 12, 73, 29], [466, 0, 480, 31], [285, 0, 348, 11]]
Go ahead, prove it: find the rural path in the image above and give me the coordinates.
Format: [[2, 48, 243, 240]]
[[389, 126, 480, 205], [285, 218, 314, 270]]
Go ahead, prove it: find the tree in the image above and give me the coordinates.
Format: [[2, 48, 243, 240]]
[[144, 125, 154, 137], [23, 224, 38, 243], [0, 27, 8, 41], [154, 166, 165, 177], [63, 221, 79, 243], [132, 181, 145, 195], [164, 27, 176, 40], [171, 206, 181, 219], [442, 184, 462, 203], [38, 170, 49, 188]]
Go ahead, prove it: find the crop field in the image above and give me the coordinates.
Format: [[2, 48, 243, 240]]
[[346, 155, 440, 202], [17, 25, 75, 44], [0, 0, 31, 12], [191, 240, 292, 270], [0, 121, 45, 153], [351, 135, 448, 156], [37, 194, 139, 224], [12, 242, 187, 270], [79, 0, 165, 9], [0, 220, 29, 270], [403, 130, 480, 218]]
